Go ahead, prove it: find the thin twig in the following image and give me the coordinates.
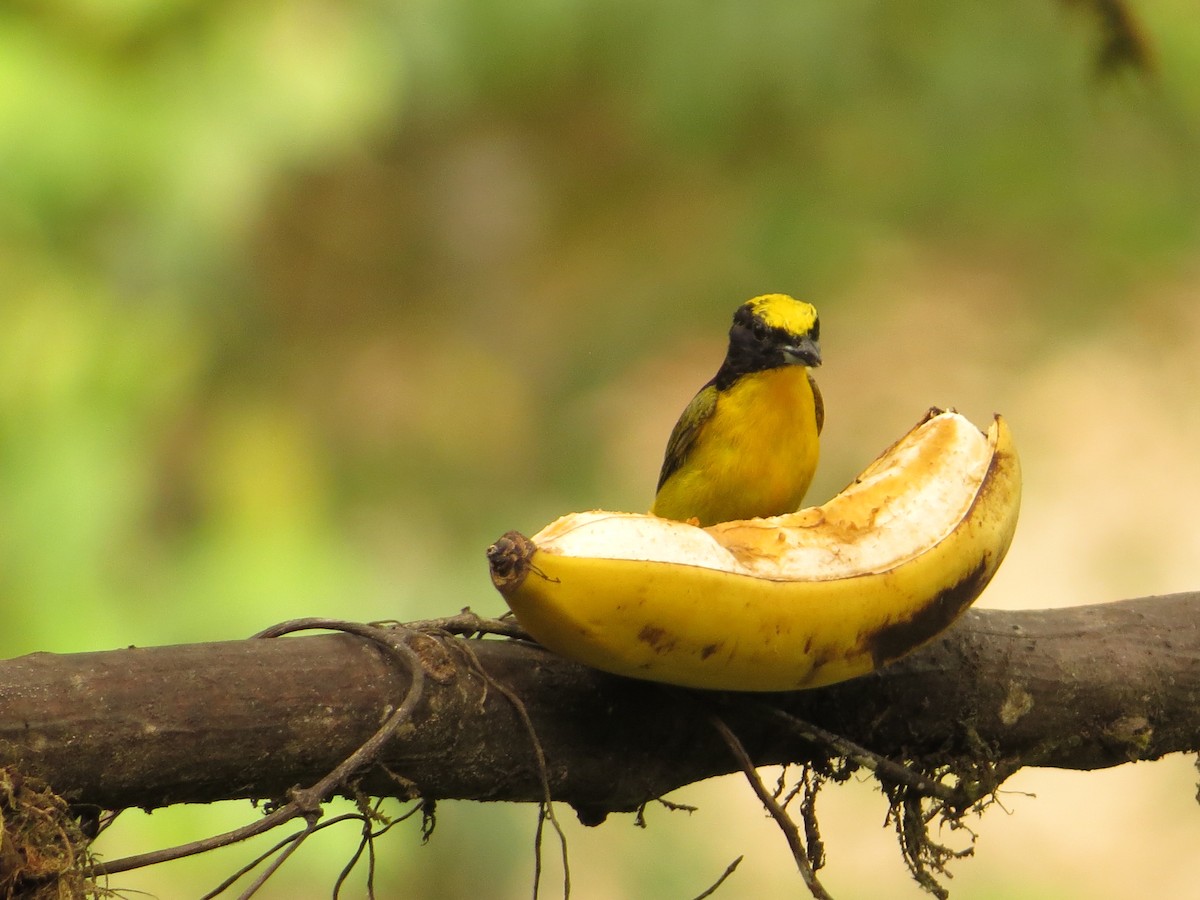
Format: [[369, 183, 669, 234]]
[[691, 855, 743, 900], [94, 619, 427, 877], [448, 633, 570, 899], [200, 812, 386, 899], [325, 801, 419, 899], [364, 806, 380, 900], [708, 713, 833, 900], [533, 802, 546, 900], [656, 797, 698, 814], [235, 815, 318, 900], [408, 608, 530, 640], [332, 816, 373, 900], [199, 825, 307, 899], [753, 704, 967, 807], [799, 767, 825, 872]]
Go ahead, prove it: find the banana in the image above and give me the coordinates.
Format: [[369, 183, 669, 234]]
[[487, 408, 1021, 692]]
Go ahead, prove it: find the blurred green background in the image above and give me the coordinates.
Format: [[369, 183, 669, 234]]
[[4, 1, 1200, 897]]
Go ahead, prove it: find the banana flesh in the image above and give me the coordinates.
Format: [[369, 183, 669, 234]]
[[488, 408, 1021, 692]]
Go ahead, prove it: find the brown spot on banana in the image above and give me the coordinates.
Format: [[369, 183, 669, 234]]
[[637, 624, 677, 654], [865, 557, 991, 669]]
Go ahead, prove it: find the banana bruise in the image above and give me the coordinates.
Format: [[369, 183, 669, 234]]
[[488, 408, 1021, 692]]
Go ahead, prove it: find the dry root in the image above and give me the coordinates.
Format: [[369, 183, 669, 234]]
[[0, 767, 99, 900]]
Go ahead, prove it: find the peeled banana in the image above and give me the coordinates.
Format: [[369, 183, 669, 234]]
[[488, 409, 1021, 692]]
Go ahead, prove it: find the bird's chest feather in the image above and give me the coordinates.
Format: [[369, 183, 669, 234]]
[[702, 367, 819, 510], [716, 368, 815, 454]]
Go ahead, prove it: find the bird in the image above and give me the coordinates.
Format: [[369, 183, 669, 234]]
[[651, 293, 823, 527]]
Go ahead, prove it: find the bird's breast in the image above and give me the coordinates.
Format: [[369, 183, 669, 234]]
[[696, 366, 821, 521]]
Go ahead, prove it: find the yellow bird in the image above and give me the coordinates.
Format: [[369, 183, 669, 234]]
[[651, 294, 823, 526]]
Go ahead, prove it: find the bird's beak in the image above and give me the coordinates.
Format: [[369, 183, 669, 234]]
[[783, 335, 821, 368]]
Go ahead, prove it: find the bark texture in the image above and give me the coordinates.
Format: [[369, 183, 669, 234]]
[[1, 594, 1198, 818]]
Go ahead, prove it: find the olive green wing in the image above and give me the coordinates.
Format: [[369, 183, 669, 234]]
[[656, 381, 718, 492], [809, 372, 824, 435]]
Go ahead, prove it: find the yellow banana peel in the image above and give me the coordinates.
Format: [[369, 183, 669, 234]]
[[488, 408, 1021, 691]]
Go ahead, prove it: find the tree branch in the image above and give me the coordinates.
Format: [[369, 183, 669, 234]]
[[2, 594, 1198, 821]]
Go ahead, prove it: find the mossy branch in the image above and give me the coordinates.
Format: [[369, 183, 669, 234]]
[[1, 594, 1197, 820]]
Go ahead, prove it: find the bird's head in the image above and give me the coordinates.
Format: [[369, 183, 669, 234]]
[[724, 294, 822, 377]]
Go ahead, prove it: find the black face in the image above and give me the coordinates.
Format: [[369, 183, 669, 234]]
[[716, 308, 821, 388]]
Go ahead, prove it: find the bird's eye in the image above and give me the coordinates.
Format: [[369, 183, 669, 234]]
[[812, 318, 820, 341], [752, 321, 767, 340]]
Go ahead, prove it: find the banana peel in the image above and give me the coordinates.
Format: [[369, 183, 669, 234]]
[[488, 408, 1021, 692]]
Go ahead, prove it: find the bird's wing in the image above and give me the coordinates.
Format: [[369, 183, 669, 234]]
[[809, 372, 824, 435], [656, 381, 718, 492]]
